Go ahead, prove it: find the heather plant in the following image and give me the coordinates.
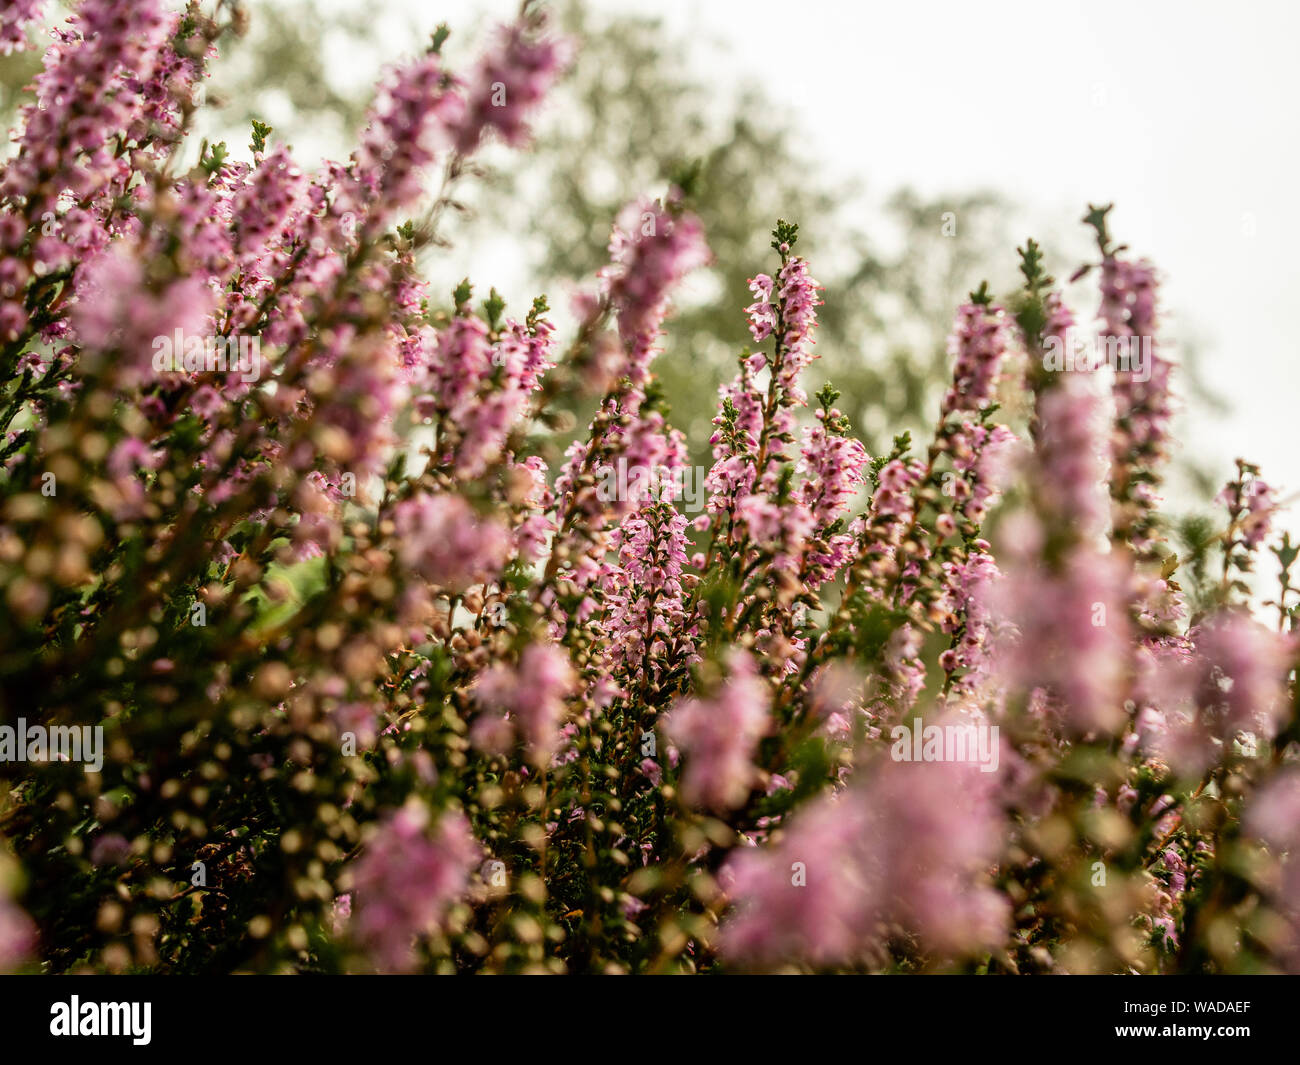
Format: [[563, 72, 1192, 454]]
[[0, 0, 1297, 976]]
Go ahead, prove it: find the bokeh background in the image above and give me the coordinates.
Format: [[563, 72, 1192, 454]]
[[4, 0, 1296, 549]]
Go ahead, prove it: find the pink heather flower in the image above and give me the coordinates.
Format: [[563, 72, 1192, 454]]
[[745, 256, 821, 405], [305, 331, 409, 482], [416, 313, 493, 425], [1192, 609, 1294, 741], [231, 146, 308, 262], [871, 457, 925, 522], [990, 547, 1132, 735], [506, 455, 556, 563], [0, 0, 45, 55], [332, 701, 380, 750], [1148, 846, 1185, 950], [663, 650, 771, 811], [1105, 260, 1173, 453], [1134, 612, 1293, 774], [471, 642, 576, 768], [348, 802, 481, 973], [1101, 257, 1176, 559], [71, 243, 215, 386], [808, 661, 864, 728], [722, 788, 878, 965], [702, 247, 821, 533], [1133, 645, 1215, 776], [1245, 769, 1300, 972], [942, 301, 1010, 415], [1, 0, 171, 215], [1241, 479, 1279, 549], [774, 257, 821, 400], [599, 199, 709, 387], [1132, 573, 1187, 636], [1245, 768, 1300, 852], [550, 395, 689, 605], [290, 473, 343, 561], [603, 500, 696, 686], [798, 410, 869, 529], [104, 435, 163, 521], [744, 274, 776, 343], [1098, 255, 1128, 340], [330, 893, 352, 937], [705, 365, 766, 520], [602, 404, 688, 515], [392, 493, 511, 593], [801, 530, 859, 593], [460, 314, 556, 473], [1034, 370, 1112, 542], [939, 546, 1007, 700], [721, 754, 1008, 967], [130, 11, 212, 154], [735, 489, 816, 577], [543, 195, 702, 610], [736, 492, 783, 546], [962, 422, 1018, 524], [343, 53, 462, 231], [453, 14, 572, 154], [425, 313, 555, 480], [168, 167, 242, 280], [871, 623, 927, 720], [853, 456, 927, 596]]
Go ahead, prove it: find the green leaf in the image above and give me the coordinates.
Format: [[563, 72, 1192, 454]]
[[250, 119, 273, 155], [483, 287, 506, 332]]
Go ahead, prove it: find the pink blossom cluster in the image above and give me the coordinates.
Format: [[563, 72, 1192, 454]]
[[602, 500, 696, 687], [453, 16, 574, 154], [745, 254, 821, 404], [346, 803, 482, 973], [471, 642, 576, 768], [392, 492, 512, 593], [663, 651, 771, 811], [722, 752, 1008, 965], [0, 0, 45, 54]]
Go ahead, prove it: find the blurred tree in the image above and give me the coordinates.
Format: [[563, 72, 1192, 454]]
[[462, 0, 1017, 461], [0, 24, 47, 136], [196, 0, 394, 164]]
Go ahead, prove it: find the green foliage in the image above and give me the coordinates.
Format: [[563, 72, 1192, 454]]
[[249, 117, 272, 154]]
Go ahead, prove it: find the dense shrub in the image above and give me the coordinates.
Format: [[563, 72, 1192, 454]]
[[0, 0, 1296, 974]]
